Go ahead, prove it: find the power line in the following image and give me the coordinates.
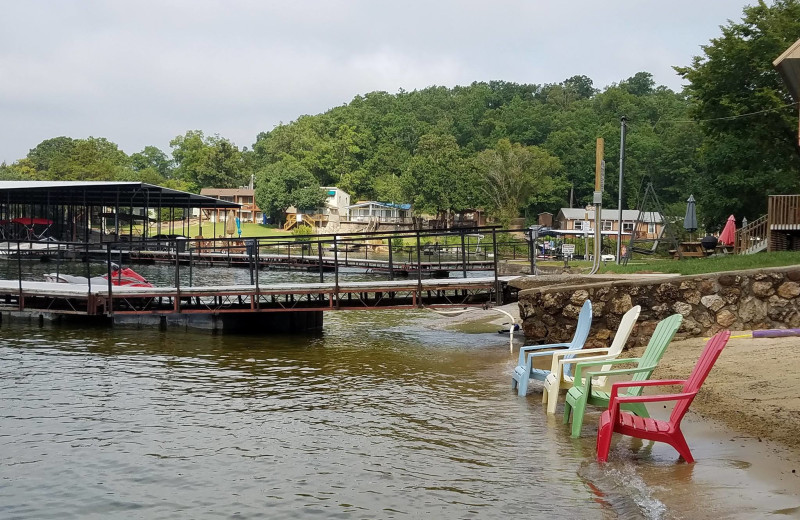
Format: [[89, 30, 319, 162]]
[[656, 100, 799, 125]]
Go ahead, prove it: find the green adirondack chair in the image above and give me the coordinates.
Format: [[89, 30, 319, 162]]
[[563, 313, 683, 438]]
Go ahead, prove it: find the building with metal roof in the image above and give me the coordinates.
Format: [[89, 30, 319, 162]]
[[0, 181, 240, 243]]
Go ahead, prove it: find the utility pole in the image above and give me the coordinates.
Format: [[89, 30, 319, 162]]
[[616, 116, 627, 264], [590, 138, 604, 275]]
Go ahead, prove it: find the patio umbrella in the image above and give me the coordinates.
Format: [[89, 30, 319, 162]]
[[225, 211, 236, 237], [683, 194, 698, 240], [719, 214, 736, 245]]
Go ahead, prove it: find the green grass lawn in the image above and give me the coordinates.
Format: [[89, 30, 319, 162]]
[[591, 251, 800, 276]]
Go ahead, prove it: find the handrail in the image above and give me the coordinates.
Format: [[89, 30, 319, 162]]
[[735, 214, 768, 254]]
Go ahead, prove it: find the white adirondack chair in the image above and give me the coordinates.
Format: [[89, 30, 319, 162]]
[[541, 305, 641, 414]]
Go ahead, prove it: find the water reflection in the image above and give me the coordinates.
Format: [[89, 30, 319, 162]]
[[1, 310, 797, 519], [0, 311, 607, 519]]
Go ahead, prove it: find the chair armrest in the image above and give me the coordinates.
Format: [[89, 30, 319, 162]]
[[584, 366, 656, 388], [609, 391, 697, 413], [572, 357, 642, 383], [613, 392, 697, 405], [552, 352, 617, 375], [550, 347, 610, 359], [609, 379, 687, 400], [518, 343, 571, 365]]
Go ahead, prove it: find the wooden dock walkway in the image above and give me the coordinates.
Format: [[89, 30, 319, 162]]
[[118, 250, 496, 274], [0, 276, 517, 319]]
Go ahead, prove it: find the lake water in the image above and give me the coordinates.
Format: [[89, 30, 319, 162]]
[[1, 265, 798, 519]]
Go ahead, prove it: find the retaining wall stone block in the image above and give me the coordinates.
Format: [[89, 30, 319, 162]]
[[716, 309, 737, 327], [777, 281, 800, 299], [701, 294, 725, 312], [752, 281, 775, 298], [655, 283, 680, 302], [683, 289, 701, 305], [570, 289, 589, 305]]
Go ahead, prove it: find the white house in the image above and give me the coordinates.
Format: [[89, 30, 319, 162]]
[[346, 201, 412, 223], [319, 187, 350, 221]]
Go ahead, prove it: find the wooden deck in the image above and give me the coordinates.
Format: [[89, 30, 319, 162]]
[[120, 249, 496, 274], [0, 276, 516, 318]]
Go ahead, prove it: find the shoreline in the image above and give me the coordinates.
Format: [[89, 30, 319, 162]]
[[436, 304, 800, 455]]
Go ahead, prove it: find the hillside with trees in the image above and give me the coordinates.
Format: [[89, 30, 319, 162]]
[[1, 0, 799, 231]]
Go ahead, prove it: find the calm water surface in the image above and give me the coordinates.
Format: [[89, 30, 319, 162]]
[[0, 308, 623, 520], [2, 265, 798, 519]]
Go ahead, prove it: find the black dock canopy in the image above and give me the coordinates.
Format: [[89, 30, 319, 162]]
[[0, 181, 241, 209]]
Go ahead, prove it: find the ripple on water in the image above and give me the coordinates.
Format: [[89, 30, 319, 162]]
[[0, 313, 609, 519]]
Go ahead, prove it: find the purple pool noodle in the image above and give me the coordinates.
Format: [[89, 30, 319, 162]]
[[752, 328, 800, 338]]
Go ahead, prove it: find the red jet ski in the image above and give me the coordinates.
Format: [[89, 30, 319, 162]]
[[45, 266, 153, 287]]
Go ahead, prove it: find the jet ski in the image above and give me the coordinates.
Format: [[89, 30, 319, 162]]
[[45, 265, 153, 287]]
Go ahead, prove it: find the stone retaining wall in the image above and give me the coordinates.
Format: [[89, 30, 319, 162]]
[[518, 266, 800, 348]]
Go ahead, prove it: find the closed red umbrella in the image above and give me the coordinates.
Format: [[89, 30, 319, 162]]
[[719, 215, 736, 245]]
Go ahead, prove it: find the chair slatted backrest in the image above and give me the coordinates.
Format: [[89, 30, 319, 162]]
[[623, 314, 683, 396], [593, 305, 641, 388], [669, 330, 730, 424], [562, 300, 593, 378]]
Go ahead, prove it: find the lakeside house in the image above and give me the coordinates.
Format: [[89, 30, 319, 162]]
[[346, 201, 412, 224], [199, 187, 262, 223], [284, 187, 352, 231], [555, 207, 664, 239]]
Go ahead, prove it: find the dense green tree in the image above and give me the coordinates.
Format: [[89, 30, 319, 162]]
[[475, 139, 567, 227], [254, 157, 326, 223], [27, 136, 75, 176], [130, 146, 174, 178], [400, 133, 477, 219], [675, 0, 800, 227], [171, 131, 250, 191], [66, 137, 130, 180], [0, 159, 36, 180]]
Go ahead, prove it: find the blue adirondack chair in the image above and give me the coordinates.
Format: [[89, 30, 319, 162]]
[[511, 300, 592, 397]]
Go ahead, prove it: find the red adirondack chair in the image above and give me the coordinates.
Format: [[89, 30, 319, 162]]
[[596, 330, 731, 463]]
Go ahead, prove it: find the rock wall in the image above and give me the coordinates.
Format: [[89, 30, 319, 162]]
[[518, 266, 800, 348]]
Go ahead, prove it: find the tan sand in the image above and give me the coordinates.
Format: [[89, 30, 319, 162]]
[[627, 332, 800, 454]]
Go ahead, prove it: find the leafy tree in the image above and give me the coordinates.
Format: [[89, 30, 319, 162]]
[[254, 157, 326, 223], [27, 136, 75, 176], [0, 159, 36, 180], [400, 133, 477, 219], [675, 0, 800, 227], [130, 146, 174, 178], [475, 139, 566, 227], [67, 137, 130, 180], [171, 130, 250, 191]]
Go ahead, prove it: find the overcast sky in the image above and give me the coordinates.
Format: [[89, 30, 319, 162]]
[[1, 0, 751, 164]]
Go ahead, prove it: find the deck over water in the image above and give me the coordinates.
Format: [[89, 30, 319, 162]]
[[0, 276, 516, 319], [117, 249, 497, 273]]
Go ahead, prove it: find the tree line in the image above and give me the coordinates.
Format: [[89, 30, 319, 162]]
[[2, 0, 799, 230]]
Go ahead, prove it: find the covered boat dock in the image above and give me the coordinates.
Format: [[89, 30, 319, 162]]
[[0, 181, 240, 247]]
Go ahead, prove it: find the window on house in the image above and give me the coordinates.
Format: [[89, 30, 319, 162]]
[[602, 220, 613, 231], [622, 222, 634, 233], [574, 220, 583, 230], [648, 222, 656, 234]]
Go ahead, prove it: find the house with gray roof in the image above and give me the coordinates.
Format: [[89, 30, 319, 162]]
[[555, 207, 664, 239]]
